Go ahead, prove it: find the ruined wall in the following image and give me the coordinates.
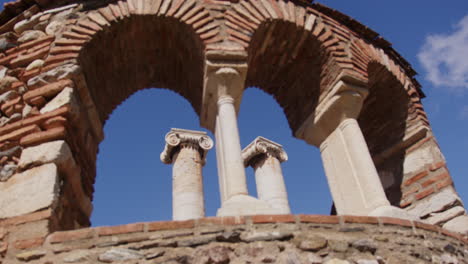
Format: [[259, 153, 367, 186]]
[[0, 215, 467, 263], [0, 0, 465, 253]]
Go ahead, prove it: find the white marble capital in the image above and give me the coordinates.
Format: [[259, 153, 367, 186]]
[[160, 128, 213, 221], [242, 137, 291, 214]]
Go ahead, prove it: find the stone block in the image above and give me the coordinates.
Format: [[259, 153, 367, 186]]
[[425, 206, 466, 225], [40, 87, 79, 117], [19, 140, 73, 170], [403, 143, 444, 175], [406, 188, 461, 218], [216, 195, 278, 217], [0, 163, 59, 219], [18, 140, 92, 217], [442, 215, 468, 236]]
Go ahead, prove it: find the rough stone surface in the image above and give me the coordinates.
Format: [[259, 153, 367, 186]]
[[98, 248, 144, 262], [17, 30, 46, 43], [443, 215, 468, 235], [0, 164, 17, 182], [40, 87, 77, 114], [407, 188, 461, 217], [26, 59, 45, 71], [19, 140, 73, 170], [16, 250, 47, 261], [425, 206, 466, 225], [0, 163, 59, 219], [27, 63, 80, 87]]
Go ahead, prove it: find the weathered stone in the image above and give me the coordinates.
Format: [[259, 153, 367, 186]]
[[356, 260, 379, 264], [177, 234, 216, 247], [18, 30, 47, 43], [324, 258, 350, 264], [26, 59, 45, 71], [145, 249, 165, 260], [16, 249, 47, 261], [216, 231, 241, 242], [0, 163, 59, 219], [27, 63, 80, 88], [443, 215, 468, 235], [297, 236, 328, 252], [407, 188, 461, 217], [351, 239, 377, 254], [425, 206, 466, 225], [241, 230, 293, 242], [22, 103, 32, 117], [440, 254, 459, 264], [19, 140, 74, 170], [14, 15, 40, 34], [0, 164, 17, 182], [0, 90, 19, 105], [0, 66, 8, 79], [98, 248, 143, 262], [195, 245, 231, 264], [40, 87, 79, 117], [63, 250, 91, 263], [0, 76, 19, 93], [45, 20, 64, 35], [0, 146, 21, 158], [303, 252, 323, 264], [0, 38, 16, 51], [329, 240, 349, 252], [8, 112, 22, 123]]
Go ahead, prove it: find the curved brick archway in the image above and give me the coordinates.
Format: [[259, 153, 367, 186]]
[[0, 1, 466, 261]]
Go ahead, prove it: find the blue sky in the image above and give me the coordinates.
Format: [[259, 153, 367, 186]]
[[1, 1, 467, 226]]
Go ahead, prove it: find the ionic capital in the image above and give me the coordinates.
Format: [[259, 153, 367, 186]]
[[295, 79, 368, 146], [242, 137, 288, 168], [201, 50, 248, 132], [160, 128, 214, 165]]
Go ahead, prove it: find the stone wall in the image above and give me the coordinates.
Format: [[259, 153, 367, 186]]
[[0, 215, 467, 263]]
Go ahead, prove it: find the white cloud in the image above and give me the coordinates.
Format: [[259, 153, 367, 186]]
[[418, 15, 468, 89]]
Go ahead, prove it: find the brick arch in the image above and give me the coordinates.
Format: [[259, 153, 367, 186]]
[[43, 0, 221, 123], [225, 0, 350, 132]]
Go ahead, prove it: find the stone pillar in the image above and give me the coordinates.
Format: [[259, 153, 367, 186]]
[[160, 128, 213, 221], [242, 137, 291, 214], [216, 93, 249, 199], [296, 80, 417, 219], [202, 51, 277, 216]]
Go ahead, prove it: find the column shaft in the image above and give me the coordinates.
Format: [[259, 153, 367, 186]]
[[172, 145, 205, 220], [320, 118, 390, 215], [216, 96, 248, 198], [254, 155, 291, 214], [215, 115, 228, 204]]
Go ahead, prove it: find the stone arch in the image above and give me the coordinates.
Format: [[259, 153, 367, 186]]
[[225, 0, 351, 132]]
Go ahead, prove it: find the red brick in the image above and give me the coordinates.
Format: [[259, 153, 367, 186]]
[[0, 124, 41, 143], [441, 228, 464, 241], [404, 170, 428, 186], [20, 126, 66, 147], [0, 106, 69, 135], [298, 215, 340, 224], [414, 221, 440, 233], [13, 237, 45, 249], [0, 209, 52, 227], [251, 215, 295, 224], [379, 217, 413, 228], [48, 228, 94, 244], [23, 79, 74, 102], [402, 185, 420, 199], [147, 220, 195, 232], [97, 223, 144, 236], [436, 177, 453, 190], [343, 215, 379, 224], [415, 187, 435, 200], [421, 172, 449, 188], [429, 161, 446, 171], [0, 241, 7, 254]]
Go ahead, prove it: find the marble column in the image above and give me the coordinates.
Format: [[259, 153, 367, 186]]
[[160, 128, 213, 221], [242, 137, 291, 214], [296, 80, 417, 219]]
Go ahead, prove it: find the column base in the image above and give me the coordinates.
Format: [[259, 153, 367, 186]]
[[368, 205, 420, 220], [216, 195, 279, 217]]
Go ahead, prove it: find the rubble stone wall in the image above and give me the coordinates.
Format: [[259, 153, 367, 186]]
[[0, 0, 465, 245], [1, 215, 467, 264]]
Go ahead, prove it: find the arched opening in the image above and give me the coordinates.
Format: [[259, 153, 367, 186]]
[[76, 14, 206, 226], [359, 63, 411, 206], [238, 88, 332, 214], [91, 89, 219, 226]]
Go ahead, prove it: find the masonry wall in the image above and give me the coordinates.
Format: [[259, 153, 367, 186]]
[[1, 215, 467, 263]]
